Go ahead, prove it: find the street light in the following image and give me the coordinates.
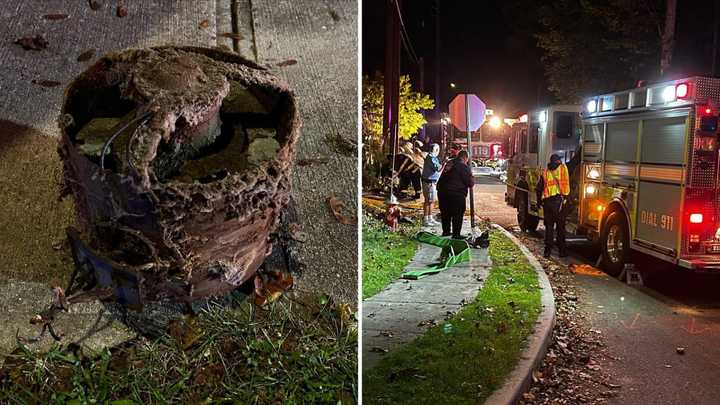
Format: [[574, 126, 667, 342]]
[[489, 116, 502, 128], [450, 83, 456, 89]]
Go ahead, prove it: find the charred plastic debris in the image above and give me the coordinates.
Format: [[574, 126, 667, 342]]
[[36, 47, 301, 339]]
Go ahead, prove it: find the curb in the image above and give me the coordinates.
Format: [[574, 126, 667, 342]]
[[485, 224, 556, 405]]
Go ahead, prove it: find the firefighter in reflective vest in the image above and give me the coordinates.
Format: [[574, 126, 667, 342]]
[[535, 154, 570, 258]]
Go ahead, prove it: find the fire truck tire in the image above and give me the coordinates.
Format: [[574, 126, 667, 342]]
[[517, 193, 539, 232], [600, 211, 629, 276]]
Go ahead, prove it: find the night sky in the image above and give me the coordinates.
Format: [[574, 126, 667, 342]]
[[363, 0, 717, 121]]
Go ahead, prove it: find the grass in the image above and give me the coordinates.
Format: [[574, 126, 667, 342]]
[[0, 293, 357, 404], [362, 212, 420, 299], [363, 231, 542, 404]]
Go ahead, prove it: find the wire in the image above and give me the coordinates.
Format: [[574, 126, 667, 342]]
[[392, 0, 419, 64]]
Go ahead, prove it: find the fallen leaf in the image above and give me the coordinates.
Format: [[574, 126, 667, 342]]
[[297, 157, 329, 166], [88, 0, 101, 10], [218, 32, 243, 40], [116, 3, 128, 17], [43, 14, 69, 20], [369, 347, 388, 353], [327, 196, 357, 225], [287, 222, 307, 242], [77, 49, 95, 62], [676, 347, 685, 355], [277, 59, 298, 67], [199, 19, 209, 29], [15, 35, 48, 51], [336, 303, 353, 324], [168, 316, 202, 350], [31, 79, 61, 87]]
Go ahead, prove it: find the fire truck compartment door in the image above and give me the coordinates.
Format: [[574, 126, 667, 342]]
[[635, 181, 681, 252]]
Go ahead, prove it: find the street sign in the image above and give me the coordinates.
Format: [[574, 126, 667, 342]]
[[448, 93, 485, 230], [449, 94, 486, 132]]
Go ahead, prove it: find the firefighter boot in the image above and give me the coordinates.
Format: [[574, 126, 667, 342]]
[[543, 248, 551, 258]]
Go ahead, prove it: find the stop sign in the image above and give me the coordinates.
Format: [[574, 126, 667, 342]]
[[449, 94, 486, 132]]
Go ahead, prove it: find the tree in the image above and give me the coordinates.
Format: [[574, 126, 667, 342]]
[[535, 0, 664, 103], [362, 72, 435, 145], [362, 72, 434, 186]]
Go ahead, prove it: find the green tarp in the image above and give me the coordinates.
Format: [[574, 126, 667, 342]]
[[401, 232, 471, 280]]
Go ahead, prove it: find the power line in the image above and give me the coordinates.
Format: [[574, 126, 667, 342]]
[[392, 0, 419, 64]]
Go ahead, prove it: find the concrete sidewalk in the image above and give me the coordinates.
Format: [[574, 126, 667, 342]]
[[362, 221, 491, 369]]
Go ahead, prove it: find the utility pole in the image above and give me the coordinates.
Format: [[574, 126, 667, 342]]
[[434, 0, 441, 141], [713, 0, 720, 77], [660, 0, 677, 76], [382, 0, 401, 156], [419, 56, 426, 145]]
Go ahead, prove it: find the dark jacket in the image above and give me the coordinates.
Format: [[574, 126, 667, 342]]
[[438, 158, 473, 196], [421, 154, 441, 182]]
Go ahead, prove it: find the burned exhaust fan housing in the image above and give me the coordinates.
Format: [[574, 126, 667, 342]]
[[58, 46, 300, 304]]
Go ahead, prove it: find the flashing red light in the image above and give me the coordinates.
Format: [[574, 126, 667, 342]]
[[704, 107, 712, 115], [690, 213, 704, 224], [676, 83, 689, 99]]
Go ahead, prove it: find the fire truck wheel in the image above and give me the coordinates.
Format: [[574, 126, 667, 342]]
[[517, 193, 539, 232], [600, 211, 629, 276]]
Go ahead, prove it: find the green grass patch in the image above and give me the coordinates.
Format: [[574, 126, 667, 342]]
[[0, 294, 357, 404], [362, 213, 419, 299], [363, 231, 541, 404]]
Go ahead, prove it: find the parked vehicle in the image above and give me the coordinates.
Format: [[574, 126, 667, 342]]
[[506, 77, 720, 275]]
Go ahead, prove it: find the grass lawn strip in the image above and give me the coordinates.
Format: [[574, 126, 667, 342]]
[[363, 230, 542, 404], [362, 213, 419, 299], [0, 293, 357, 404]]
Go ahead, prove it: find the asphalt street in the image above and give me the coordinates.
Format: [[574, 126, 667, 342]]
[[476, 174, 720, 404]]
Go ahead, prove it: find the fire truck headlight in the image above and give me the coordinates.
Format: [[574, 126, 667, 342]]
[[596, 204, 605, 212], [715, 227, 720, 240], [585, 184, 596, 195], [586, 100, 597, 113], [587, 168, 601, 179], [663, 85, 676, 102]]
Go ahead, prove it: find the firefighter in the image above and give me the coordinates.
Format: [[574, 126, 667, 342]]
[[536, 153, 570, 258], [438, 150, 474, 239]]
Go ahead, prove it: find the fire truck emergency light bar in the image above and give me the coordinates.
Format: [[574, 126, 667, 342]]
[[582, 77, 720, 117]]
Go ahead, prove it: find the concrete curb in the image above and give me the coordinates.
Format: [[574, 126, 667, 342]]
[[485, 225, 556, 405]]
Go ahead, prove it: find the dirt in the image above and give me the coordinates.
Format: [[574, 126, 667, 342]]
[[512, 230, 620, 404], [0, 120, 76, 285]]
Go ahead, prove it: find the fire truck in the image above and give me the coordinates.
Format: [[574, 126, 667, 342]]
[[506, 77, 720, 275]]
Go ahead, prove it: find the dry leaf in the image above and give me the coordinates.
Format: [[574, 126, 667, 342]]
[[43, 14, 68, 20], [287, 222, 307, 242], [116, 3, 128, 17], [88, 0, 101, 10], [77, 49, 95, 62], [277, 59, 298, 67], [336, 303, 353, 324], [31, 79, 61, 87], [327, 196, 356, 225], [199, 19, 209, 29], [218, 32, 243, 40], [15, 35, 48, 51]]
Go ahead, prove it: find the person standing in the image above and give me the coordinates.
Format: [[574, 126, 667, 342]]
[[437, 150, 474, 239], [536, 154, 570, 258], [421, 143, 442, 226]]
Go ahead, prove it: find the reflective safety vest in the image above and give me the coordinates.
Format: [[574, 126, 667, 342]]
[[542, 164, 570, 199]]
